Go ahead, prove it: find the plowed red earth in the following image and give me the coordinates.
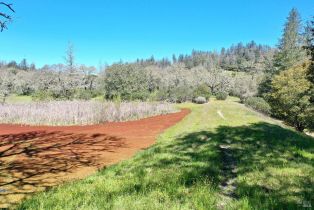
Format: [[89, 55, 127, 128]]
[[0, 109, 190, 208]]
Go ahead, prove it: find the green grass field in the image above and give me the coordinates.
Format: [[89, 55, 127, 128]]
[[19, 98, 314, 210], [6, 95, 33, 104]]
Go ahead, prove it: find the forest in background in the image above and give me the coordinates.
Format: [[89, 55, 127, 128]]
[[0, 8, 313, 132]]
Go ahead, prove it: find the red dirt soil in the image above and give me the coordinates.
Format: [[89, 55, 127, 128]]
[[0, 109, 190, 208]]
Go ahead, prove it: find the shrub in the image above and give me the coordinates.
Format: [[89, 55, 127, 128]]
[[170, 86, 193, 103], [74, 89, 94, 100], [193, 84, 211, 100], [32, 90, 54, 101], [216, 92, 228, 100], [244, 97, 271, 115], [157, 86, 193, 103], [193, 96, 207, 104]]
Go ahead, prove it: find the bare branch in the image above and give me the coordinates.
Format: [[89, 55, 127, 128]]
[[0, 2, 15, 12], [0, 2, 14, 31], [0, 12, 11, 19], [0, 20, 8, 32]]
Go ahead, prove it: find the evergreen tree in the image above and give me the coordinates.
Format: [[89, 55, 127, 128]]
[[305, 17, 314, 84], [273, 8, 307, 72], [304, 17, 314, 130], [65, 42, 75, 72], [19, 58, 28, 70], [269, 63, 313, 131], [172, 54, 177, 64]]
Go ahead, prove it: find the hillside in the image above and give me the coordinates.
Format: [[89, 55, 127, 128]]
[[19, 98, 314, 209]]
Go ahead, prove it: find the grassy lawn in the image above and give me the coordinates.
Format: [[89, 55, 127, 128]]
[[19, 98, 314, 210], [6, 95, 33, 104]]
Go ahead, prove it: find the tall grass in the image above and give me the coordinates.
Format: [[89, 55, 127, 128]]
[[0, 101, 176, 126]]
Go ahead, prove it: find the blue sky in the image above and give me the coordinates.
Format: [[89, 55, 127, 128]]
[[0, 0, 313, 68]]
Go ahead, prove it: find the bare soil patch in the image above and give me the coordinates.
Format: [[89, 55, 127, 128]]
[[0, 109, 190, 208]]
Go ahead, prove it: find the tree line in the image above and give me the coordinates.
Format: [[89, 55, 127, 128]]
[[0, 8, 313, 132]]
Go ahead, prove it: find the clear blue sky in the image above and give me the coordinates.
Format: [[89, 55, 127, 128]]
[[0, 0, 313, 68]]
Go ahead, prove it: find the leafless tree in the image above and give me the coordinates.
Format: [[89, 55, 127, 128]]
[[0, 70, 14, 104], [0, 2, 15, 31], [207, 68, 231, 94]]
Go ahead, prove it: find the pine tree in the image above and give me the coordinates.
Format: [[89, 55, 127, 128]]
[[273, 8, 307, 72], [304, 17, 314, 130], [172, 54, 177, 64], [305, 17, 314, 84], [19, 58, 28, 70], [65, 42, 75, 72]]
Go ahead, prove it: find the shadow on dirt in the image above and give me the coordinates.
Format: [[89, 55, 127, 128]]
[[0, 130, 125, 207]]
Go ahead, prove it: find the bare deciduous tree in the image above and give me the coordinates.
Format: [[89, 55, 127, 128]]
[[0, 2, 15, 31]]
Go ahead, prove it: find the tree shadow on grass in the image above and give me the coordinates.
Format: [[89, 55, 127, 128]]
[[0, 130, 125, 207], [177, 122, 314, 209], [128, 122, 314, 209], [214, 122, 314, 210]]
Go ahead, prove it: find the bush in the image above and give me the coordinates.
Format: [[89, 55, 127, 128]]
[[193, 96, 207, 104], [156, 86, 193, 103], [193, 84, 211, 100], [244, 97, 271, 115], [216, 92, 228, 100], [32, 90, 54, 101], [74, 89, 94, 100], [170, 86, 193, 103]]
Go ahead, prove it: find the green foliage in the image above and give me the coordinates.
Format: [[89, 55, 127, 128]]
[[273, 8, 307, 72], [193, 84, 211, 100], [261, 11, 313, 131], [244, 97, 271, 115], [155, 86, 194, 103], [155, 88, 169, 101], [74, 89, 95, 100], [32, 90, 54, 101], [104, 64, 151, 101], [269, 63, 313, 131], [258, 74, 272, 98], [169, 86, 193, 103], [113, 94, 122, 103], [305, 17, 314, 104], [6, 95, 32, 104], [215, 91, 228, 100]]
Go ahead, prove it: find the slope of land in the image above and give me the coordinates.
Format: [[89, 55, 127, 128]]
[[19, 99, 314, 209], [0, 109, 189, 209]]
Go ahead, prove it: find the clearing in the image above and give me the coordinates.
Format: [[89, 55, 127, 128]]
[[3, 98, 314, 209], [0, 109, 189, 208]]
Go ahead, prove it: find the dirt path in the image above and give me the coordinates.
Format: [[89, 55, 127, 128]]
[[217, 110, 226, 120], [217, 139, 238, 209], [0, 109, 190, 208]]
